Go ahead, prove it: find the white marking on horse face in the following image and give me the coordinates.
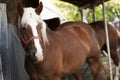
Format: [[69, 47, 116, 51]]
[[31, 26, 44, 61], [21, 7, 44, 61]]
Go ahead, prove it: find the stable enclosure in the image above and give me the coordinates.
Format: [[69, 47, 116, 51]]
[[0, 0, 119, 80]]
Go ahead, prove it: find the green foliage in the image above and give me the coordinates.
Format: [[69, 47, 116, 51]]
[[52, 0, 120, 23], [52, 0, 81, 21], [87, 6, 103, 23], [105, 2, 119, 21], [86, 2, 120, 23]]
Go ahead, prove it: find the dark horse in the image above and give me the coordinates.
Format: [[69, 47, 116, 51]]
[[90, 21, 120, 66], [17, 2, 104, 80]]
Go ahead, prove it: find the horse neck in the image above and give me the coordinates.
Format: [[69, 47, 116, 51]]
[[90, 23, 106, 47], [117, 29, 120, 48], [41, 24, 56, 47], [39, 21, 59, 49], [42, 28, 59, 53], [116, 29, 120, 40]]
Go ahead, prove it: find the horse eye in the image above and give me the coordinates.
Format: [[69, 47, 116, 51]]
[[22, 27, 26, 31]]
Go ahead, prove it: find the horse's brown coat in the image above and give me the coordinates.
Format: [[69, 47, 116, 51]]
[[24, 22, 103, 80], [18, 3, 103, 80], [90, 21, 120, 66]]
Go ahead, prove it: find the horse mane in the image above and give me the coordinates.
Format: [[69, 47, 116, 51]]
[[116, 29, 120, 46], [41, 21, 49, 45], [112, 22, 120, 46], [21, 7, 49, 45], [116, 29, 120, 38]]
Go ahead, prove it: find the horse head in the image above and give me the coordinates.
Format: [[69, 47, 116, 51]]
[[17, 2, 48, 63]]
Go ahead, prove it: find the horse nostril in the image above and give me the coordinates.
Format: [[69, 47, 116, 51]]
[[31, 50, 37, 62], [32, 50, 36, 56]]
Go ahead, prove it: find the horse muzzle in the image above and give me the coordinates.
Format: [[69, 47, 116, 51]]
[[31, 50, 44, 63]]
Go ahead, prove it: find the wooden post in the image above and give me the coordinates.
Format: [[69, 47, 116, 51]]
[[118, 19, 120, 31], [93, 4, 96, 22], [79, 9, 83, 21], [80, 9, 90, 23], [102, 0, 113, 80]]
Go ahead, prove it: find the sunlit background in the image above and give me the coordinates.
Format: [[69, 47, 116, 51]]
[[50, 0, 120, 24]]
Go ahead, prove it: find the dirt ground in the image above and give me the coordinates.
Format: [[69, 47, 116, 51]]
[[62, 57, 120, 80], [103, 62, 120, 79]]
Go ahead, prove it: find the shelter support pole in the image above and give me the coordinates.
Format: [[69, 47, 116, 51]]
[[93, 4, 96, 22], [102, 0, 113, 80], [79, 9, 83, 21], [117, 18, 120, 31]]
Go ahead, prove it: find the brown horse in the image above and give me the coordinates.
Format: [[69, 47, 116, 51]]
[[48, 20, 120, 66], [90, 21, 120, 66], [17, 2, 103, 80]]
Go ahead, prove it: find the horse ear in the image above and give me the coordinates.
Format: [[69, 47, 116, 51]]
[[35, 2, 43, 15], [17, 3, 24, 17]]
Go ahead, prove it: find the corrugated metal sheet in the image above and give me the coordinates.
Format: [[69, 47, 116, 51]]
[[0, 3, 29, 80], [0, 3, 7, 80]]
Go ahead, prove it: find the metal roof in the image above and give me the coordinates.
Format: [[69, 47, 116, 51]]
[[60, 0, 109, 9]]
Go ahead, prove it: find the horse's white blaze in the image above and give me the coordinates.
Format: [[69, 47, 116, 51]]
[[21, 7, 49, 61], [31, 26, 44, 61]]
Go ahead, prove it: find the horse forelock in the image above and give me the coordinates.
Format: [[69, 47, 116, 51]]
[[21, 7, 49, 45], [21, 7, 41, 28]]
